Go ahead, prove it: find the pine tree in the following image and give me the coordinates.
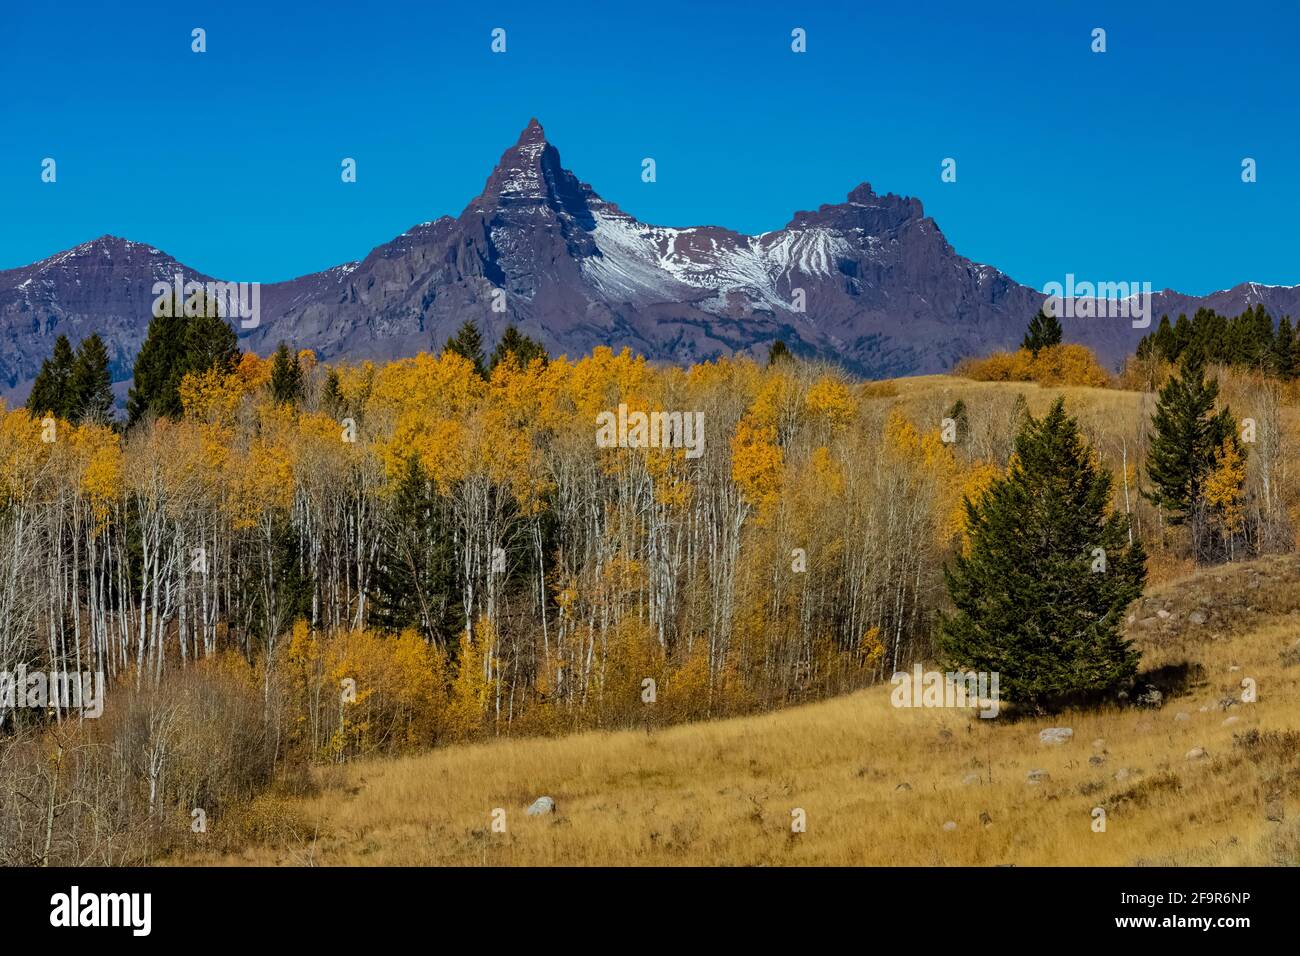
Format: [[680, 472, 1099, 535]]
[[184, 309, 240, 376], [939, 397, 1146, 711], [488, 325, 548, 372], [68, 333, 115, 423], [369, 455, 459, 641], [1022, 309, 1063, 356], [128, 293, 240, 426], [945, 398, 969, 446], [269, 342, 303, 405], [444, 321, 487, 378], [1149, 315, 1176, 362], [1271, 316, 1297, 379], [26, 335, 76, 418], [1143, 347, 1235, 528], [768, 340, 792, 366], [322, 368, 344, 414]]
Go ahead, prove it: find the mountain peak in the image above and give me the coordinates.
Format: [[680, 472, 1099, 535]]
[[470, 119, 597, 229], [517, 117, 546, 144]]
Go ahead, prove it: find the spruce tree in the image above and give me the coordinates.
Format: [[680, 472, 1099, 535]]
[[184, 308, 239, 375], [945, 398, 969, 446], [1272, 316, 1297, 379], [68, 333, 115, 423], [488, 325, 548, 372], [322, 368, 344, 414], [1143, 347, 1235, 526], [26, 334, 76, 418], [940, 398, 1146, 711], [369, 455, 459, 640], [1150, 315, 1175, 362], [269, 342, 303, 405], [444, 321, 487, 378], [128, 293, 239, 426], [1022, 309, 1063, 356], [768, 340, 792, 366]]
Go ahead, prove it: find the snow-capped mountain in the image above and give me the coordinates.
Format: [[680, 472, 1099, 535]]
[[3, 118, 1298, 402]]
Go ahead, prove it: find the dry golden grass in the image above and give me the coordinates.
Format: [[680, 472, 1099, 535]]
[[182, 553, 1300, 867]]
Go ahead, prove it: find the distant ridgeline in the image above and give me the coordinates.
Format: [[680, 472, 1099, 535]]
[[1136, 304, 1298, 378]]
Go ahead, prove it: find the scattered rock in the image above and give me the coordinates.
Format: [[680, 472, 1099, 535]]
[[1026, 769, 1051, 784], [895, 782, 912, 792], [941, 820, 958, 832], [1222, 716, 1240, 727], [525, 796, 556, 816], [1189, 610, 1207, 625], [1185, 747, 1209, 762], [962, 773, 982, 786], [1156, 609, 1172, 620], [1092, 738, 1106, 751], [1039, 727, 1074, 745], [1114, 768, 1135, 782], [1174, 712, 1190, 722], [1137, 688, 1163, 707], [1229, 664, 1241, 673]]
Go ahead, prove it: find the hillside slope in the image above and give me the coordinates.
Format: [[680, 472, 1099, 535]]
[[187, 554, 1300, 867]]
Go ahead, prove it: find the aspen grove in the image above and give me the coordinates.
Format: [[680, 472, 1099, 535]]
[[1, 338, 1293, 863]]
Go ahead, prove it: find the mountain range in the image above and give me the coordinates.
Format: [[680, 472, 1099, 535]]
[[4, 118, 1298, 404]]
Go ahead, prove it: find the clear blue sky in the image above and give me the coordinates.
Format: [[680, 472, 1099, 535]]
[[2, 0, 1296, 293]]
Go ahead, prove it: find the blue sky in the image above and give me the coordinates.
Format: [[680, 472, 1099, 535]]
[[1, 0, 1296, 293]]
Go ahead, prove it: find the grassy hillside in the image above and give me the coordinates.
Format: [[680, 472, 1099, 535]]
[[185, 552, 1300, 867]]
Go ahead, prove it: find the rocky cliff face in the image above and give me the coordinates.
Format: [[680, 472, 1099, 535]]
[[3, 118, 1297, 402]]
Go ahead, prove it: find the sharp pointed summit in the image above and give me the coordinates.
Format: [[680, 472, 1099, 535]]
[[5, 119, 1297, 406]]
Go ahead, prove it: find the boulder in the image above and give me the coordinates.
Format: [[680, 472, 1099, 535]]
[[525, 796, 556, 816], [1039, 727, 1073, 745]]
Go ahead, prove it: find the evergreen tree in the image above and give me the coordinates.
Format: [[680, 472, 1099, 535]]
[[488, 325, 548, 372], [369, 455, 459, 640], [128, 293, 239, 426], [68, 333, 115, 423], [1143, 348, 1235, 527], [269, 342, 303, 405], [26, 335, 76, 418], [1271, 316, 1297, 379], [1149, 315, 1175, 362], [940, 398, 1146, 711], [1171, 313, 1192, 360], [444, 321, 487, 378], [322, 368, 344, 414], [184, 309, 240, 376], [768, 340, 792, 366], [945, 398, 969, 446], [1021, 309, 1062, 356]]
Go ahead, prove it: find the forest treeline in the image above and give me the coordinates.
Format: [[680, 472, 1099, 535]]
[[2, 301, 1296, 863]]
